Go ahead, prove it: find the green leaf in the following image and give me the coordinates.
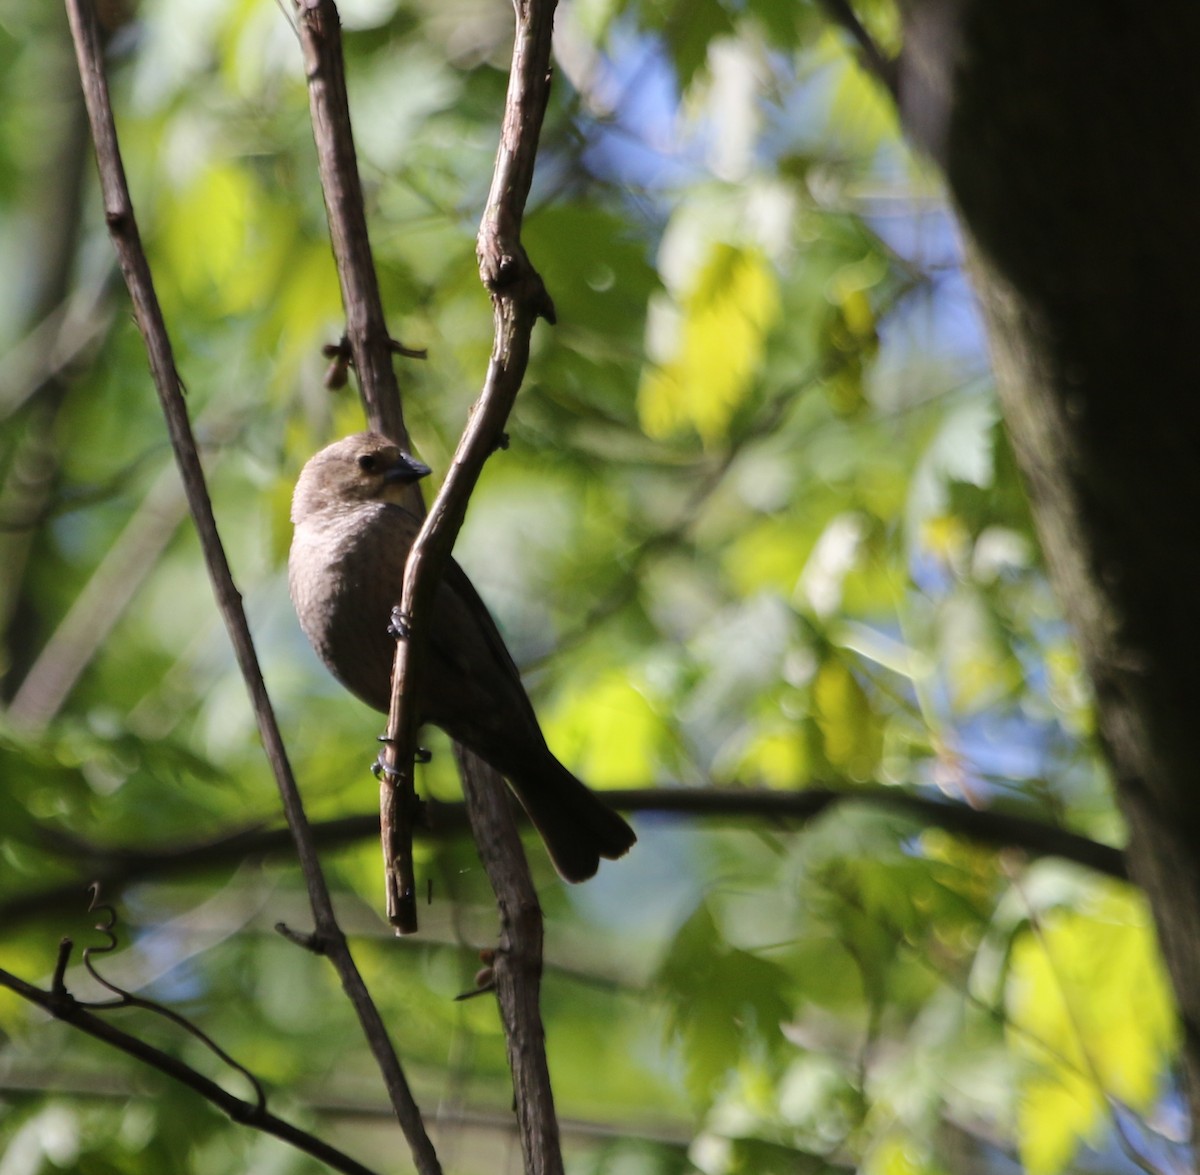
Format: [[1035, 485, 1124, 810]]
[[658, 901, 793, 1102]]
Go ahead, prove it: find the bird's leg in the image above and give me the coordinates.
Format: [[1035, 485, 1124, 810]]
[[387, 604, 411, 639]]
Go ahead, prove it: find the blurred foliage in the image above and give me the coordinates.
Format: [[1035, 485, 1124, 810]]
[[0, 0, 1180, 1173]]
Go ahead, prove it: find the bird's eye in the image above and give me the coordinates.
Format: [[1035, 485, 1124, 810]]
[[357, 454, 378, 473]]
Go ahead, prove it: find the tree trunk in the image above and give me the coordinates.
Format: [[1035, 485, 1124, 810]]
[[899, 0, 1200, 1129]]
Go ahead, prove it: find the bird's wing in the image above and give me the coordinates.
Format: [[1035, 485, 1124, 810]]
[[381, 502, 545, 744], [439, 556, 541, 721]]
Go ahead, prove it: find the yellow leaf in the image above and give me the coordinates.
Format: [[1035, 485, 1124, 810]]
[[723, 514, 809, 598], [733, 726, 809, 788], [639, 243, 779, 444], [865, 1134, 943, 1175], [541, 670, 663, 787], [812, 657, 880, 779], [921, 515, 969, 563], [158, 162, 264, 310], [1007, 885, 1178, 1175], [823, 29, 901, 154]]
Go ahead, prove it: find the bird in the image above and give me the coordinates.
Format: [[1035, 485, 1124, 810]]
[[288, 431, 636, 881]]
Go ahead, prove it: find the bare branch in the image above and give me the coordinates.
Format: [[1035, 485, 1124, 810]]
[[0, 278, 115, 425], [0, 782, 1127, 930], [293, 0, 411, 445], [0, 963, 380, 1175], [63, 3, 440, 1171], [456, 748, 562, 1175], [291, 0, 429, 934], [376, 0, 559, 931]]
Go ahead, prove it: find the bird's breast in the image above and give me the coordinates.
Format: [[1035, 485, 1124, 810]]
[[288, 508, 405, 713]]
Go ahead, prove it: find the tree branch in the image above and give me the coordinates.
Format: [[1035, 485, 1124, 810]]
[[8, 452, 188, 729], [293, 0, 411, 445], [1, 784, 1126, 929], [292, 0, 432, 934], [374, 0, 563, 1164], [0, 964, 380, 1175], [456, 748, 562, 1175], [63, 4, 440, 1172], [376, 0, 558, 931]]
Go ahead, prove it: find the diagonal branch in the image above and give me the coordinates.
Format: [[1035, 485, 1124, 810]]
[[63, 3, 440, 1172], [8, 453, 188, 730], [0, 963, 379, 1175], [814, 0, 898, 98]]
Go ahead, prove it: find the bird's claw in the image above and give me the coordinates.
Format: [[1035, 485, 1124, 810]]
[[388, 606, 411, 639], [374, 737, 432, 774], [372, 753, 400, 782]]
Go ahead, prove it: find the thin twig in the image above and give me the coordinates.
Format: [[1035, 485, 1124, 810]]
[[0, 965, 380, 1175], [63, 3, 440, 1172], [815, 0, 898, 98], [71, 889, 267, 1111]]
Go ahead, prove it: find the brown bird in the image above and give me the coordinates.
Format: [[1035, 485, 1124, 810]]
[[288, 431, 636, 881]]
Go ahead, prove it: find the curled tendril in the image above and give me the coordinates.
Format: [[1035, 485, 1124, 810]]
[[77, 884, 267, 1114]]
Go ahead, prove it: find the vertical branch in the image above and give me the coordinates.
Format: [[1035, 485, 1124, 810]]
[[294, 0, 427, 933], [378, 0, 565, 1168], [376, 0, 559, 928], [456, 750, 563, 1175], [63, 3, 441, 1172], [293, 0, 410, 444]]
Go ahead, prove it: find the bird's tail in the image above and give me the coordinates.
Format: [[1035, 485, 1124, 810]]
[[504, 749, 636, 882]]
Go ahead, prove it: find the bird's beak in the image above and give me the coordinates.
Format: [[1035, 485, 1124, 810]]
[[383, 452, 432, 484]]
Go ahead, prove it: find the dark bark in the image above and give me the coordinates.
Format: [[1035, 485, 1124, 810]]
[[897, 0, 1200, 1129], [0, 784, 1125, 930]]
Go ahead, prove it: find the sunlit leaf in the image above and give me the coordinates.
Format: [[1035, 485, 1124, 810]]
[[812, 656, 882, 779], [541, 668, 665, 786], [639, 243, 780, 444], [1007, 885, 1178, 1175]]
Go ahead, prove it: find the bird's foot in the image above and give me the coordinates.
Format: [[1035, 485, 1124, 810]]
[[388, 605, 411, 639]]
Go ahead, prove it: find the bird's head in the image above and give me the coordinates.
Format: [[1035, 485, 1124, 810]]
[[292, 432, 431, 521]]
